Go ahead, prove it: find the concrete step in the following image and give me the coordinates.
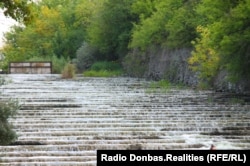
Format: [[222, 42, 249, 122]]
[[0, 74, 249, 165]]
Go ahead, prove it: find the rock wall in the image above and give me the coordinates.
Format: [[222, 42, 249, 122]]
[[146, 47, 198, 86], [144, 46, 250, 93], [213, 70, 250, 93]]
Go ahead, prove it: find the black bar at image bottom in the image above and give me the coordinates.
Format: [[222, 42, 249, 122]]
[[97, 150, 250, 166]]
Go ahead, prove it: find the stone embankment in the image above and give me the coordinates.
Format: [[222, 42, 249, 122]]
[[0, 74, 249, 165], [145, 46, 250, 92]]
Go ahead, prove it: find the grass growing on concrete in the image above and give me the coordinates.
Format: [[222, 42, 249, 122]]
[[83, 61, 123, 77], [84, 70, 123, 77], [229, 97, 245, 105], [61, 63, 76, 79], [147, 80, 172, 93], [151, 80, 172, 89], [146, 79, 188, 93]]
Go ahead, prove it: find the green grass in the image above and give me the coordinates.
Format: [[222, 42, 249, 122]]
[[84, 70, 123, 77], [90, 61, 122, 71], [28, 55, 68, 74], [146, 79, 188, 93], [197, 81, 212, 90], [150, 80, 171, 89], [83, 61, 123, 77], [146, 79, 172, 93], [229, 97, 245, 105]]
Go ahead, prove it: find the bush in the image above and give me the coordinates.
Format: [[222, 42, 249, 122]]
[[147, 79, 172, 93], [75, 42, 98, 72], [84, 70, 123, 77], [28, 55, 68, 74], [61, 63, 76, 79], [0, 100, 19, 145], [83, 61, 123, 77], [51, 56, 69, 74], [0, 77, 19, 145], [90, 61, 122, 71]]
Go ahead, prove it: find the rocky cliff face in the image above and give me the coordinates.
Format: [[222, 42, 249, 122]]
[[127, 46, 250, 93], [146, 47, 198, 86]]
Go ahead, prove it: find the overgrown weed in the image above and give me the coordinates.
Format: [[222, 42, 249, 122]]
[[61, 63, 76, 79], [83, 61, 123, 77]]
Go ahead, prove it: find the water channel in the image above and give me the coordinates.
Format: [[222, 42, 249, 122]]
[[0, 74, 249, 165]]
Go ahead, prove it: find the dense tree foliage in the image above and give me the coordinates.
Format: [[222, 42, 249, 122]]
[[1, 0, 249, 82], [1, 0, 95, 70], [130, 0, 250, 81], [130, 0, 198, 50], [0, 0, 32, 23], [87, 0, 137, 61], [189, 0, 250, 81]]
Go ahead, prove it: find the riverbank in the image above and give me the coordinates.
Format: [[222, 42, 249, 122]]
[[124, 46, 250, 94]]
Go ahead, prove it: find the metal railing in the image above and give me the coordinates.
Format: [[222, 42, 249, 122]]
[[9, 62, 52, 74]]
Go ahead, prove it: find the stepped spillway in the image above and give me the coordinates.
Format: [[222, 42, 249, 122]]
[[0, 74, 249, 165]]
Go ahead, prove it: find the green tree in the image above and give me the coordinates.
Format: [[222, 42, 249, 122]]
[[130, 0, 199, 50], [131, 0, 158, 20], [75, 42, 99, 72], [188, 25, 220, 81], [189, 0, 250, 81], [1, 5, 65, 67], [218, 0, 250, 80], [1, 0, 95, 70], [129, 0, 168, 50], [87, 0, 137, 61], [0, 0, 32, 23]]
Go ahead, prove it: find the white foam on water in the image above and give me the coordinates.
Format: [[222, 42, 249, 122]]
[[0, 74, 249, 165]]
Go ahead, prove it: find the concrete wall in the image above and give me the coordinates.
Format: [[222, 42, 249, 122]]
[[9, 62, 52, 74]]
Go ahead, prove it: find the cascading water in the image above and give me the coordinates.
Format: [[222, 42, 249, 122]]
[[0, 74, 249, 165]]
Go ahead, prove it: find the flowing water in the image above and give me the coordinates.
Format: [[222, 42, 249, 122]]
[[0, 74, 249, 165]]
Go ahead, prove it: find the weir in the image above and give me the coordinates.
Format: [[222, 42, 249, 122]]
[[0, 74, 249, 165]]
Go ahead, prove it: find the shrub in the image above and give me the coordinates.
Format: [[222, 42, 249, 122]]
[[0, 100, 19, 145], [147, 79, 172, 93], [83, 61, 123, 77], [75, 42, 98, 72], [90, 61, 122, 71], [150, 79, 171, 89], [84, 70, 123, 77], [0, 77, 19, 145], [51, 56, 68, 74], [61, 63, 76, 79], [28, 55, 68, 74]]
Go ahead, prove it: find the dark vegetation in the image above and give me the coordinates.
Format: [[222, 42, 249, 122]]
[[0, 0, 249, 81], [0, 77, 19, 145], [83, 61, 123, 77], [0, 0, 249, 154], [0, 0, 249, 146]]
